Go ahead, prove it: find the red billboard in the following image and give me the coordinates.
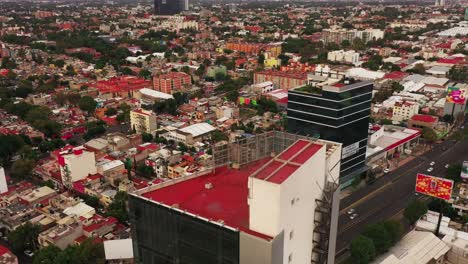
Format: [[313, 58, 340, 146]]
[[415, 174, 454, 201]]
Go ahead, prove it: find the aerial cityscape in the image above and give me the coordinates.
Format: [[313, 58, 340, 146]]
[[0, 0, 467, 263]]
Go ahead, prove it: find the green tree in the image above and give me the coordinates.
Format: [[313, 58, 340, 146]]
[[258, 53, 265, 64], [362, 223, 392, 254], [142, 132, 153, 142], [139, 69, 152, 79], [137, 164, 155, 178], [106, 191, 129, 222], [10, 159, 35, 179], [8, 222, 41, 252], [121, 67, 134, 75], [404, 199, 428, 224], [422, 128, 438, 146], [226, 90, 239, 102], [383, 220, 403, 245], [411, 63, 426, 75], [447, 164, 462, 183], [104, 108, 117, 116], [33, 245, 61, 264], [350, 235, 376, 264], [78, 96, 97, 114]]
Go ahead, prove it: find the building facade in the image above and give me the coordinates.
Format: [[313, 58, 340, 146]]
[[153, 72, 191, 94], [58, 147, 97, 185], [130, 109, 158, 135], [254, 70, 308, 90], [327, 50, 360, 65], [287, 81, 373, 184], [392, 101, 420, 122]]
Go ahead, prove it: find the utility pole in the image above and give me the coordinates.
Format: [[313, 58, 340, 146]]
[[435, 199, 445, 236]]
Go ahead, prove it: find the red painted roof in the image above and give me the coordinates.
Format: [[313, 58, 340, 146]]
[[141, 140, 322, 240], [384, 71, 409, 80], [437, 57, 464, 65], [258, 140, 323, 184], [411, 114, 438, 123], [0, 245, 10, 256], [142, 158, 273, 240]]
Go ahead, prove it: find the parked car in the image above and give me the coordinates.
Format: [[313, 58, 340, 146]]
[[430, 161, 435, 166], [384, 168, 390, 174], [24, 250, 34, 257], [427, 167, 434, 173]]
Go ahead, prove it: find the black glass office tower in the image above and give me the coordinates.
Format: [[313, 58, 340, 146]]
[[154, 0, 188, 15], [287, 81, 373, 184]]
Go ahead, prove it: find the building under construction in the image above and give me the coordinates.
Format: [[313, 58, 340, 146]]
[[129, 131, 342, 264]]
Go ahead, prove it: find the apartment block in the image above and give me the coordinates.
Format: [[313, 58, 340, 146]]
[[130, 109, 158, 135], [153, 72, 191, 94]]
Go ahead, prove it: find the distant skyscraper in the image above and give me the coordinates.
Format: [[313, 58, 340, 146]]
[[287, 80, 373, 185], [154, 0, 188, 15]]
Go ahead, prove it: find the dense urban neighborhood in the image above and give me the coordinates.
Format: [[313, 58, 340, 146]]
[[0, 0, 467, 263]]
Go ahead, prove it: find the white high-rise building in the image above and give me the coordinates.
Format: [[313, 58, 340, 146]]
[[0, 167, 7, 194]]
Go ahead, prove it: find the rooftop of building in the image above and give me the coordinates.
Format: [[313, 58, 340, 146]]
[[140, 139, 324, 240], [411, 114, 438, 123]]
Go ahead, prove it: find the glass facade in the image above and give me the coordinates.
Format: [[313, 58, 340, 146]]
[[129, 195, 240, 264], [287, 82, 373, 180]]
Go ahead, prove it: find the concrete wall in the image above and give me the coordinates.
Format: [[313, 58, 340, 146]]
[[248, 178, 281, 236], [279, 146, 327, 264], [61, 151, 97, 182]]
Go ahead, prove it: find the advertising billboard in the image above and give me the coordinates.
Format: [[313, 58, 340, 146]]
[[462, 161, 468, 180], [415, 174, 454, 201], [446, 87, 466, 105]]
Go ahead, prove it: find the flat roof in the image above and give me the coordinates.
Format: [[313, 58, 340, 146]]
[[178, 123, 216, 137], [141, 139, 323, 240], [142, 158, 273, 240], [254, 139, 323, 184]]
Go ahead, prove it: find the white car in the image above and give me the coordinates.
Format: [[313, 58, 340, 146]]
[[349, 213, 359, 220], [427, 167, 434, 173], [430, 161, 435, 166], [445, 164, 450, 169], [347, 208, 355, 215], [24, 250, 34, 257], [383, 168, 390, 174]]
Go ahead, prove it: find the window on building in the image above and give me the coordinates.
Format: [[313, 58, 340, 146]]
[[289, 230, 294, 240], [289, 253, 293, 263]]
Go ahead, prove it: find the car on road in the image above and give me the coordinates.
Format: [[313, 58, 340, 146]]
[[430, 161, 435, 166], [349, 213, 359, 220], [347, 208, 355, 215], [427, 167, 434, 173], [384, 168, 390, 174], [445, 164, 450, 169], [24, 250, 34, 257]]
